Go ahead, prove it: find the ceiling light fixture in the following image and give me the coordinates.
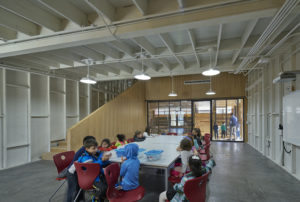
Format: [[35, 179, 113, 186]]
[[168, 72, 177, 97], [134, 48, 151, 80], [206, 77, 216, 95], [80, 58, 97, 85], [202, 48, 220, 76]]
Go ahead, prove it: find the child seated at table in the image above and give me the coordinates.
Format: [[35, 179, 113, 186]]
[[76, 139, 112, 202], [159, 155, 207, 202], [174, 138, 194, 177], [185, 134, 200, 153], [115, 143, 140, 191], [115, 134, 128, 148], [66, 136, 96, 202], [98, 138, 116, 151], [192, 127, 203, 146], [133, 130, 146, 142]]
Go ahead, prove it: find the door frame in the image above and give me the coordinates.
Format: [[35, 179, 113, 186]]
[[146, 97, 245, 142]]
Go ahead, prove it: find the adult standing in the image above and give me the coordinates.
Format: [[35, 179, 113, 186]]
[[213, 122, 218, 140], [229, 113, 238, 140]]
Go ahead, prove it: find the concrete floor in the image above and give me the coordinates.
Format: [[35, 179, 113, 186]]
[[1, 142, 300, 202]]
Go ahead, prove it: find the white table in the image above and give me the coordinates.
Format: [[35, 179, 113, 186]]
[[109, 135, 184, 190]]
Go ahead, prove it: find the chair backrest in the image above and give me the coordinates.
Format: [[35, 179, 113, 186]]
[[74, 162, 100, 190], [53, 151, 75, 174], [167, 132, 177, 136], [127, 138, 134, 143], [184, 172, 209, 202], [111, 141, 116, 146], [104, 163, 120, 190]]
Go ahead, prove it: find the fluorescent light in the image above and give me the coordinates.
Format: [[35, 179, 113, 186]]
[[206, 90, 216, 95], [202, 68, 220, 76], [80, 77, 97, 84], [134, 73, 151, 80], [168, 91, 177, 97]]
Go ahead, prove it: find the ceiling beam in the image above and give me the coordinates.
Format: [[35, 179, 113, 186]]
[[143, 60, 160, 72], [84, 0, 115, 22], [71, 46, 104, 62], [18, 55, 60, 69], [0, 8, 39, 36], [159, 33, 185, 69], [0, 26, 17, 40], [1, 57, 49, 71], [124, 61, 142, 71], [35, 52, 74, 67], [232, 19, 258, 64], [110, 41, 135, 57], [187, 29, 201, 67], [132, 0, 148, 15], [0, 0, 281, 58], [94, 64, 120, 75], [52, 49, 85, 64], [132, 37, 156, 55], [87, 43, 122, 59], [39, 0, 87, 27], [0, 0, 61, 32], [113, 63, 134, 74], [214, 24, 223, 67]]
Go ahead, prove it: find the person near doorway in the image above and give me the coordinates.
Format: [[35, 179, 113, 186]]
[[213, 122, 218, 140], [221, 122, 226, 139], [229, 113, 238, 140], [236, 122, 241, 140]]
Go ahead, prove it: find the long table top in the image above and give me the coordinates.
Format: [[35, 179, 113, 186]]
[[109, 135, 184, 168]]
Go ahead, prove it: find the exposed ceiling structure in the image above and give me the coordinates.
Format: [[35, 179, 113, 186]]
[[0, 0, 299, 81]]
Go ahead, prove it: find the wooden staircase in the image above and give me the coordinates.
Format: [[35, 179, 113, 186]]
[[41, 140, 68, 160]]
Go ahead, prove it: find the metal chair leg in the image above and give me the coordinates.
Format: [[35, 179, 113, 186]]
[[73, 188, 82, 202], [49, 180, 66, 202]]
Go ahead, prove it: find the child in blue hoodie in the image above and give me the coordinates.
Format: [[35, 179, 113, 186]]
[[75, 138, 111, 202], [116, 143, 140, 191]]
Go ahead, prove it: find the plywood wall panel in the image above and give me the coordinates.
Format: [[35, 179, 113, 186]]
[[146, 73, 246, 100], [68, 82, 146, 151]]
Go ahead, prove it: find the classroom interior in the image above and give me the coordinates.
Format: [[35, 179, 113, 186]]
[[0, 0, 300, 201]]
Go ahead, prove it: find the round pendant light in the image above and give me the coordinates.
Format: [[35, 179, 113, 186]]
[[206, 76, 216, 95], [202, 48, 220, 76], [80, 58, 97, 85], [135, 48, 151, 81]]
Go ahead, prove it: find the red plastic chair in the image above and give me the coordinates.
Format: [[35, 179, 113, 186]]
[[200, 144, 211, 161], [184, 172, 209, 202], [49, 151, 75, 202], [104, 163, 145, 202], [167, 132, 177, 136], [73, 162, 101, 202], [166, 172, 209, 202], [127, 138, 134, 143], [111, 141, 116, 146]]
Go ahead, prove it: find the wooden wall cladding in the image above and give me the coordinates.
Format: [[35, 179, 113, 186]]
[[145, 73, 246, 100], [67, 82, 146, 151]]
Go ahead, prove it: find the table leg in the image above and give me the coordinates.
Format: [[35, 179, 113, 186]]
[[165, 167, 168, 190]]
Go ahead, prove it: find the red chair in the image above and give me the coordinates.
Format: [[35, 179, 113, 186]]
[[74, 162, 100, 202], [167, 132, 177, 136], [111, 141, 116, 146], [184, 172, 209, 202], [104, 163, 145, 202], [166, 172, 209, 202], [49, 151, 75, 202], [200, 144, 211, 161], [127, 138, 134, 143]]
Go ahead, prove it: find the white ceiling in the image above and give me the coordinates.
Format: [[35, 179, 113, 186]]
[[0, 0, 299, 81]]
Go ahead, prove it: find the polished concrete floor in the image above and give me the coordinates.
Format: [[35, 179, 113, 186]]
[[1, 142, 300, 202]]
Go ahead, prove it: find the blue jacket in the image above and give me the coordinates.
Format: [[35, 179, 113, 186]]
[[120, 143, 140, 190], [77, 151, 110, 182], [68, 146, 85, 169]]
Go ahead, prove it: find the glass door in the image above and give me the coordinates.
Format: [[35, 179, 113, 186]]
[[193, 101, 211, 136], [212, 99, 244, 142]]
